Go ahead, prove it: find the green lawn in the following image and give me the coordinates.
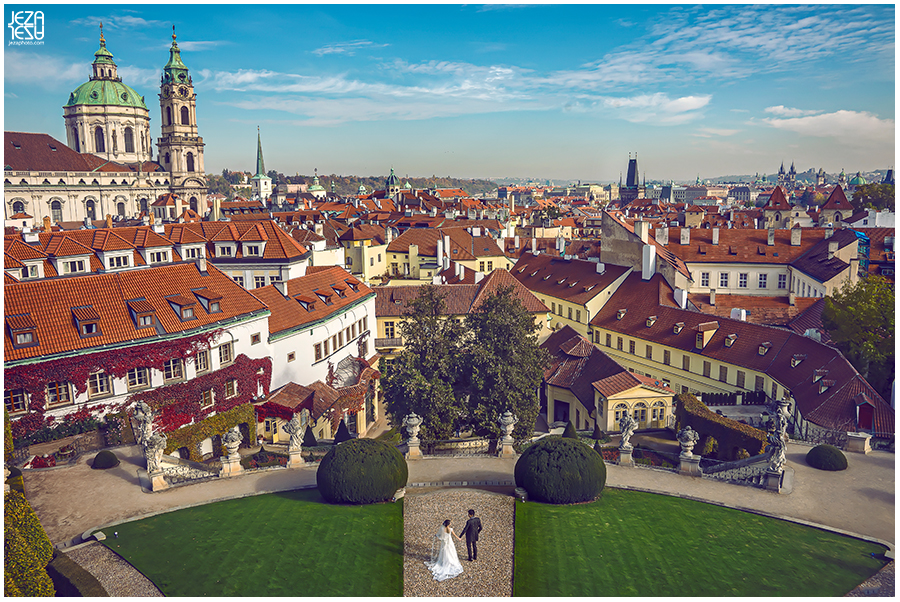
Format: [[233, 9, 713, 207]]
[[514, 488, 888, 597], [101, 489, 403, 596]]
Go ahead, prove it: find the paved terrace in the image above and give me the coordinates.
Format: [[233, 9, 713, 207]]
[[22, 442, 894, 551]]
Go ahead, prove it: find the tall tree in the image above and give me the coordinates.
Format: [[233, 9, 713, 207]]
[[381, 286, 466, 439], [822, 276, 894, 399], [459, 286, 549, 440], [851, 183, 894, 212]]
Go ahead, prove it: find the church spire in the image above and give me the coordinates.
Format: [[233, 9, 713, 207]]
[[162, 24, 189, 84], [255, 127, 266, 177]]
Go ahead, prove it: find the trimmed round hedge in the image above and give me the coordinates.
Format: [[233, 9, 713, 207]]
[[515, 436, 606, 504], [91, 450, 120, 470], [316, 438, 408, 504], [805, 444, 848, 471]]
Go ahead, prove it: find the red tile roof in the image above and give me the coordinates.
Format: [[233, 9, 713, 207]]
[[820, 185, 854, 211], [4, 262, 268, 362], [511, 252, 630, 305]]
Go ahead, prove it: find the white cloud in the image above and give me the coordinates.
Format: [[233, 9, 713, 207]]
[[699, 127, 740, 136], [173, 41, 225, 52], [69, 15, 167, 30], [312, 40, 388, 57], [4, 51, 84, 85], [762, 110, 894, 146], [117, 66, 160, 87], [600, 93, 711, 125], [764, 105, 822, 117]]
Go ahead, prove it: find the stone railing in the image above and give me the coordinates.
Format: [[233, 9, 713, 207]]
[[701, 452, 773, 487], [159, 454, 219, 486], [421, 438, 496, 457]]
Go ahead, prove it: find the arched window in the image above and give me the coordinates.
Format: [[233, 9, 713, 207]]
[[181, 106, 189, 125], [651, 401, 666, 422], [774, 212, 781, 222], [94, 127, 105, 153], [117, 202, 126, 216], [614, 403, 629, 423], [139, 198, 148, 214], [166, 106, 172, 126], [124, 127, 134, 153], [633, 402, 648, 423], [72, 128, 80, 152], [85, 200, 96, 220], [186, 152, 195, 172], [165, 152, 170, 165], [12, 201, 24, 214], [51, 200, 63, 223], [834, 212, 842, 222], [189, 197, 198, 212]]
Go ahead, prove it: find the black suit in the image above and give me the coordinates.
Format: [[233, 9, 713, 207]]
[[460, 516, 483, 560]]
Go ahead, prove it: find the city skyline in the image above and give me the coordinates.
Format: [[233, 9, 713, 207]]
[[4, 3, 895, 182]]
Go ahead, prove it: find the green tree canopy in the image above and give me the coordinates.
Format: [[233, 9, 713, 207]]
[[851, 183, 894, 212], [822, 275, 894, 399]]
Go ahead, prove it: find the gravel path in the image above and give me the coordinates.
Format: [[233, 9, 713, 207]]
[[845, 561, 895, 597], [403, 489, 515, 597], [64, 542, 163, 597]]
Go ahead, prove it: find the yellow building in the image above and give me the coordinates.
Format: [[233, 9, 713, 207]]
[[338, 224, 388, 285], [385, 227, 511, 283], [541, 326, 674, 432]]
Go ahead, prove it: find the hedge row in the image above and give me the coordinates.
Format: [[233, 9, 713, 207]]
[[514, 436, 606, 504], [162, 403, 256, 462], [46, 550, 108, 597], [4, 491, 54, 597], [674, 393, 767, 461]]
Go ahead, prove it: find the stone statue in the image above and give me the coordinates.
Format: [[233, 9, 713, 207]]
[[402, 412, 423, 443], [677, 426, 700, 458], [498, 410, 518, 442], [618, 413, 637, 449], [283, 414, 303, 452], [133, 401, 154, 448], [767, 397, 790, 473], [223, 426, 242, 459], [145, 432, 167, 473]]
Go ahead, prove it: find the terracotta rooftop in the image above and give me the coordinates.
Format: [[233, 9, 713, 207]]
[[511, 252, 630, 305]]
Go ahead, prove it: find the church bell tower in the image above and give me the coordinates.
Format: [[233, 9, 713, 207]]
[[157, 26, 206, 215]]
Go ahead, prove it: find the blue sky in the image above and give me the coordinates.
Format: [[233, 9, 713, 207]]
[[4, 3, 895, 183]]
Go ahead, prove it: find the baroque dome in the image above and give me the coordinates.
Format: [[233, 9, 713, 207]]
[[65, 79, 147, 110]]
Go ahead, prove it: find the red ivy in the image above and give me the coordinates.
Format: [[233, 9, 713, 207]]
[[128, 354, 272, 434], [254, 401, 295, 422], [5, 329, 223, 414]]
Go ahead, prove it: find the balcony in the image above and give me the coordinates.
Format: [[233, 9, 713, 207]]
[[375, 337, 403, 349]]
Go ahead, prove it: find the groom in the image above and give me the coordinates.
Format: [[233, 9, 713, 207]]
[[458, 509, 483, 561]]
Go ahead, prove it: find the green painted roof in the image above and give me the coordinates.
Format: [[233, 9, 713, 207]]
[[386, 167, 400, 187], [849, 173, 867, 186], [162, 30, 190, 84], [65, 79, 148, 109]]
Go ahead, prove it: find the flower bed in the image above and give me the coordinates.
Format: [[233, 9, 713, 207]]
[[240, 447, 289, 469]]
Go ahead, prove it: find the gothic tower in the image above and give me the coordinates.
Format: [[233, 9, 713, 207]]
[[250, 128, 272, 201], [157, 26, 206, 214]]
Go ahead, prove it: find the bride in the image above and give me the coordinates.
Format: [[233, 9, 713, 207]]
[[424, 519, 464, 581]]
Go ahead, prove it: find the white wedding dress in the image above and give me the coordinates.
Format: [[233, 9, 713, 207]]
[[424, 526, 464, 581]]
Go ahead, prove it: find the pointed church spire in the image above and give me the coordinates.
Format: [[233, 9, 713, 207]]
[[255, 127, 266, 177]]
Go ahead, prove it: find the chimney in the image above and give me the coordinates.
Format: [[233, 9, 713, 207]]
[[641, 245, 656, 280], [634, 220, 649, 244], [712, 227, 720, 245], [767, 227, 775, 246], [442, 256, 450, 271], [827, 241, 838, 260], [596, 262, 605, 274], [83, 216, 92, 228], [42, 215, 52, 231], [105, 214, 113, 229], [436, 238, 444, 262], [314, 223, 324, 237], [680, 227, 690, 245], [197, 257, 208, 274], [709, 289, 716, 306], [531, 237, 537, 254], [789, 291, 796, 306], [385, 227, 394, 244], [514, 235, 520, 249], [273, 279, 287, 296], [656, 227, 668, 245], [825, 226, 833, 239], [444, 235, 450, 256], [791, 227, 801, 246]]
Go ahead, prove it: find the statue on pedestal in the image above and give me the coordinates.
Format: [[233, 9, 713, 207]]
[[223, 427, 242, 459], [618, 413, 637, 449], [145, 432, 167, 473], [498, 411, 518, 442], [283, 414, 303, 452], [133, 401, 154, 449], [403, 412, 423, 444], [677, 426, 700, 458]]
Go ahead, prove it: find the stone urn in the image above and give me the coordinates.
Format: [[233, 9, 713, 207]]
[[403, 412, 423, 444], [223, 427, 242, 459], [498, 410, 518, 443], [677, 426, 700, 458]]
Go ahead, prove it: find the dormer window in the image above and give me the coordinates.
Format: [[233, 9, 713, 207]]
[[813, 369, 828, 384], [543, 274, 551, 280], [166, 295, 198, 322], [193, 289, 223, 314], [332, 283, 347, 298], [7, 313, 38, 349], [127, 299, 157, 329], [819, 379, 835, 394], [725, 334, 737, 347], [72, 305, 101, 338], [585, 284, 596, 292], [568, 281, 578, 288], [295, 294, 316, 311], [245, 245, 260, 256], [557, 278, 567, 285], [646, 316, 657, 327], [148, 250, 169, 264], [674, 322, 685, 334], [617, 309, 627, 320], [219, 245, 233, 257], [758, 342, 772, 356], [346, 278, 360, 292], [62, 259, 87, 274], [791, 354, 806, 368]]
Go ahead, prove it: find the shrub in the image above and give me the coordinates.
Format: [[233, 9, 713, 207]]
[[562, 421, 578, 439], [736, 448, 750, 460], [302, 426, 318, 448], [4, 491, 54, 596], [591, 422, 603, 440], [514, 436, 606, 504], [91, 450, 120, 470], [701, 435, 719, 458], [334, 420, 353, 444], [806, 444, 848, 471], [45, 550, 108, 597], [316, 438, 408, 504], [673, 393, 767, 461]]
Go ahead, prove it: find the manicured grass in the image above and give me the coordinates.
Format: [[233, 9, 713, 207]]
[[514, 488, 888, 597], [102, 489, 403, 596]]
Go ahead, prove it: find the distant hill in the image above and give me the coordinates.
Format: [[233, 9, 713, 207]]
[[269, 173, 498, 197]]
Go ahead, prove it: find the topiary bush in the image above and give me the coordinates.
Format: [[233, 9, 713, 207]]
[[302, 425, 318, 448], [334, 420, 353, 444], [515, 436, 606, 504], [45, 550, 108, 597], [4, 490, 54, 596], [316, 438, 408, 504], [562, 421, 578, 439], [91, 450, 120, 470], [806, 444, 848, 471]]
